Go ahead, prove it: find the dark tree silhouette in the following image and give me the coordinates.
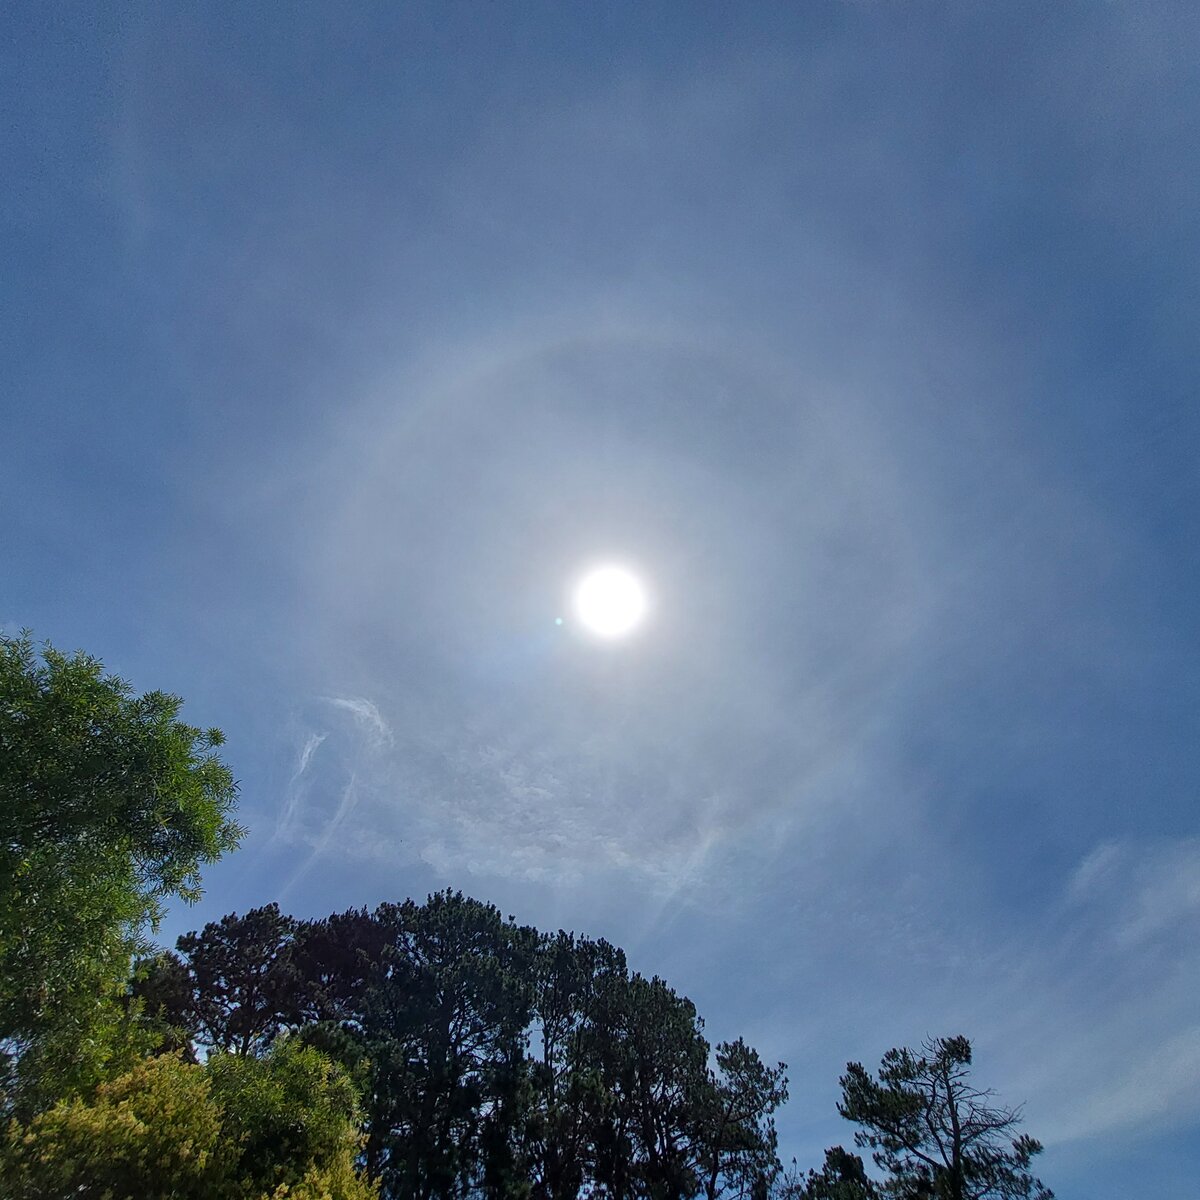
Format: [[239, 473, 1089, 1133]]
[[699, 1038, 789, 1200], [784, 1147, 880, 1200], [159, 892, 790, 1200], [836, 1036, 1052, 1200], [174, 902, 299, 1054]]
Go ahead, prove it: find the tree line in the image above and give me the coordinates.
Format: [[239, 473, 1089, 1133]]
[[0, 633, 1052, 1199], [134, 894, 788, 1199]]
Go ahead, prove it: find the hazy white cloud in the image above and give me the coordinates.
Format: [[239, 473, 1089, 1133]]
[[732, 832, 1200, 1176], [1110, 842, 1200, 948]]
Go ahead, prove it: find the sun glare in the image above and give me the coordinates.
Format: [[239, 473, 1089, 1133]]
[[573, 566, 647, 638]]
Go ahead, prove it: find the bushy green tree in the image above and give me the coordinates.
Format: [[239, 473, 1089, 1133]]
[[0, 1042, 376, 1199], [837, 1036, 1051, 1200], [0, 1052, 226, 1199], [581, 971, 713, 1199], [2, 629, 797, 1198], [0, 633, 242, 1112], [207, 1038, 373, 1198], [129, 950, 201, 1060]]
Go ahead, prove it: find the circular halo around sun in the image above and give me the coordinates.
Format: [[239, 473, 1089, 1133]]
[[573, 566, 647, 638]]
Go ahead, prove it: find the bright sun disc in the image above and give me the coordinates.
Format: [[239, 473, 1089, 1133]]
[[574, 567, 646, 638]]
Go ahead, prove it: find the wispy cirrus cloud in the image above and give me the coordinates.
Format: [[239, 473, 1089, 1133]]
[[292, 731, 327, 781], [1068, 837, 1200, 948], [272, 731, 328, 842], [975, 838, 1200, 1148], [323, 695, 394, 748], [268, 698, 393, 860], [280, 774, 360, 902]]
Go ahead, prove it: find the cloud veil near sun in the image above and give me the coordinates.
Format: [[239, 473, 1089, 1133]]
[[76, 9, 1200, 1191], [264, 313, 955, 893]]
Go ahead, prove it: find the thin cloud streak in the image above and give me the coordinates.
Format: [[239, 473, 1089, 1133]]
[[279, 774, 360, 903], [292, 731, 327, 782], [271, 731, 328, 843], [323, 696, 393, 748]]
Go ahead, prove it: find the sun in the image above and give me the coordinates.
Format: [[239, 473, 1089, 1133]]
[[573, 566, 647, 638]]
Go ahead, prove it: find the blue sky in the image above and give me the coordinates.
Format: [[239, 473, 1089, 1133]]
[[3, 2, 1199, 1194]]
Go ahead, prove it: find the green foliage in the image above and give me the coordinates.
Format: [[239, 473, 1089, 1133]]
[[0, 1052, 226, 1199], [579, 970, 713, 1198], [207, 1039, 372, 1198], [0, 632, 242, 1112], [156, 894, 788, 1198], [0, 1044, 376, 1200], [129, 951, 201, 1059], [837, 1036, 1052, 1200]]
